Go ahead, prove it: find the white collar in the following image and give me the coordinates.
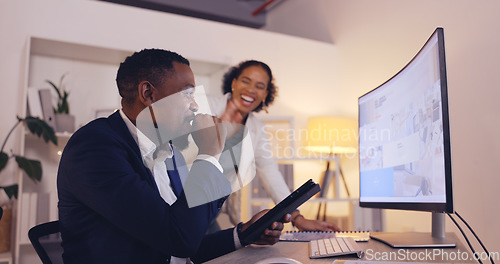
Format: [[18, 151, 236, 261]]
[[119, 109, 179, 207], [119, 109, 173, 160]]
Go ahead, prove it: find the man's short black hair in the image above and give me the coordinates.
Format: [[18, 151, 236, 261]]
[[116, 49, 190, 106]]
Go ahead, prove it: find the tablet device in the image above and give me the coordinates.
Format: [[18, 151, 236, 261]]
[[239, 179, 320, 244]]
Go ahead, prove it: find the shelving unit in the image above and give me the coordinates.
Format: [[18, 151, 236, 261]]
[[0, 252, 12, 264], [11, 36, 230, 264]]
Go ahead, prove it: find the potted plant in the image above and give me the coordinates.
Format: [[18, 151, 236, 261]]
[[46, 73, 75, 133], [0, 116, 57, 252]]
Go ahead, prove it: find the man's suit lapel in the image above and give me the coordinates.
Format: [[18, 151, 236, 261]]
[[107, 111, 141, 155], [107, 111, 156, 186]]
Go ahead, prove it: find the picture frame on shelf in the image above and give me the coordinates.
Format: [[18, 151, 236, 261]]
[[38, 88, 57, 130], [27, 87, 44, 119]]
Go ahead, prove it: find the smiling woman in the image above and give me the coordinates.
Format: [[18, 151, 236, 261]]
[[209, 60, 341, 233]]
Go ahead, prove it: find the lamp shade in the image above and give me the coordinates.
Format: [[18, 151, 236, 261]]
[[305, 117, 358, 154]]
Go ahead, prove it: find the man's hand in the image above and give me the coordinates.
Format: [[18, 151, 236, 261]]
[[220, 100, 243, 124], [191, 114, 227, 157], [241, 210, 292, 245], [219, 100, 244, 139]]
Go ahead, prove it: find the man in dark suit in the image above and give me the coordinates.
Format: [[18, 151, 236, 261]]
[[57, 49, 289, 264]]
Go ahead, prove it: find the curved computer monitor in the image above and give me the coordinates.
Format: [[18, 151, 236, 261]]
[[358, 28, 455, 248]]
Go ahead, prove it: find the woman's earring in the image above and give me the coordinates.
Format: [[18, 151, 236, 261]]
[[262, 100, 269, 114]]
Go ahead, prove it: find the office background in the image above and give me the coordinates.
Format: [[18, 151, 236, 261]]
[[0, 0, 498, 261]]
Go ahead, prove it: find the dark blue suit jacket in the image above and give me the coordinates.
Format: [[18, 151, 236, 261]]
[[57, 111, 234, 264]]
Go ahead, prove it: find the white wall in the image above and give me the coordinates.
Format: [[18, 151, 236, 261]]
[[267, 0, 500, 254], [0, 0, 338, 181]]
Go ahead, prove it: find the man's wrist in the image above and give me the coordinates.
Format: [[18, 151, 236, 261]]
[[236, 222, 250, 247]]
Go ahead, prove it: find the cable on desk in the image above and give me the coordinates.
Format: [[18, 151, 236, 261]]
[[455, 211, 495, 264], [447, 212, 481, 264]]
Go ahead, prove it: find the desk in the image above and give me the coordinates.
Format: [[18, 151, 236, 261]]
[[206, 233, 474, 264]]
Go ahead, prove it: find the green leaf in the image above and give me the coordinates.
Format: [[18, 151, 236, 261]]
[[0, 151, 8, 172], [14, 156, 42, 182], [47, 74, 70, 114], [23, 116, 57, 146], [59, 73, 68, 90], [1, 184, 18, 199], [61, 92, 70, 114], [46, 79, 62, 99]]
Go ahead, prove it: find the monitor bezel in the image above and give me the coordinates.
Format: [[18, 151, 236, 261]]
[[358, 27, 454, 213]]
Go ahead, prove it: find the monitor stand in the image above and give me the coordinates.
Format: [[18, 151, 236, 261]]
[[370, 212, 457, 248]]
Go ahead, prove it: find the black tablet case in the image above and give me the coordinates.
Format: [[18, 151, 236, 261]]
[[240, 179, 320, 244]]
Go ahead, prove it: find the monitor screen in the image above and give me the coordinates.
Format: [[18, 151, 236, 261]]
[[358, 28, 453, 213]]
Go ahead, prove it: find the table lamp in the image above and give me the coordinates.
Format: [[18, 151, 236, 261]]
[[305, 116, 357, 220], [306, 116, 357, 155]]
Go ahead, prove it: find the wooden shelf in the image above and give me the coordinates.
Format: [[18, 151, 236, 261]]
[[25, 131, 72, 138], [0, 251, 12, 263], [55, 132, 72, 139]]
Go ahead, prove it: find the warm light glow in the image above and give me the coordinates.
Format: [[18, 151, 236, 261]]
[[57, 151, 63, 156], [305, 116, 358, 154]]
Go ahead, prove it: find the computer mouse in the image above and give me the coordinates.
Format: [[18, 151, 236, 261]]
[[254, 257, 303, 264]]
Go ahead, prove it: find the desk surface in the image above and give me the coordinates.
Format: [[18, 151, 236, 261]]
[[206, 232, 473, 264]]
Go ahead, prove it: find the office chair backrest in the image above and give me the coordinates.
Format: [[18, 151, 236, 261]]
[[28, 220, 63, 264]]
